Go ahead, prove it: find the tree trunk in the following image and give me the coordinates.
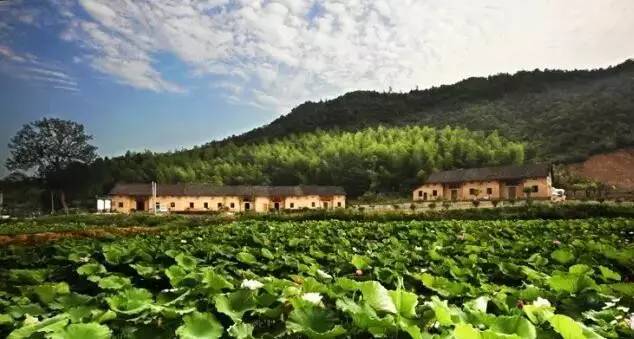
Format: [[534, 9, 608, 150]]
[[50, 190, 55, 214], [60, 190, 69, 215]]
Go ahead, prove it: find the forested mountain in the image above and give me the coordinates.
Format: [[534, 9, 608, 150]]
[[231, 60, 634, 162], [88, 126, 524, 197]]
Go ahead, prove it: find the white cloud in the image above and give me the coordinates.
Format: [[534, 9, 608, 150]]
[[0, 44, 80, 92], [12, 0, 634, 112]]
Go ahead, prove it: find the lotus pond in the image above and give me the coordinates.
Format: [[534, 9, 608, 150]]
[[0, 218, 632, 338]]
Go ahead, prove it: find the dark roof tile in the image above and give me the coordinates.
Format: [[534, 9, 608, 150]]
[[109, 184, 345, 197], [425, 163, 551, 184]]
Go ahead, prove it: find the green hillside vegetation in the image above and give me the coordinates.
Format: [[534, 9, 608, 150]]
[[233, 60, 634, 162], [82, 126, 524, 198]]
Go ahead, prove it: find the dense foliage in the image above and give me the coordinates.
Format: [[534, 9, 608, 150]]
[[78, 126, 524, 197], [2, 203, 634, 235], [0, 218, 632, 338], [236, 60, 634, 163]]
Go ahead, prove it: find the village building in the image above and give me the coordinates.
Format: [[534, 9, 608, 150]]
[[413, 164, 554, 201], [107, 183, 346, 213]]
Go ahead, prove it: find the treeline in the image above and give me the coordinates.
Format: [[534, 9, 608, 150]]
[[234, 60, 634, 162], [79, 126, 524, 198]]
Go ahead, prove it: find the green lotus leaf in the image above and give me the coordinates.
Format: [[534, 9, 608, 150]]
[[551, 249, 575, 265], [350, 255, 370, 270], [261, 248, 275, 260], [0, 313, 12, 325], [427, 296, 465, 327], [455, 323, 482, 339], [236, 252, 258, 265], [488, 316, 536, 339], [359, 281, 396, 314], [336, 297, 395, 336], [106, 288, 153, 314], [102, 244, 133, 265], [130, 263, 157, 278], [47, 323, 112, 339], [548, 314, 585, 339], [287, 299, 346, 339], [201, 268, 234, 292], [9, 269, 49, 285], [175, 311, 223, 339], [7, 303, 46, 318], [7, 313, 69, 339], [412, 273, 470, 297], [175, 253, 198, 271], [228, 321, 254, 339], [388, 289, 418, 318], [98, 276, 132, 290], [77, 263, 107, 276], [33, 282, 70, 304], [166, 265, 188, 287], [597, 266, 621, 281], [213, 290, 257, 322], [607, 282, 634, 296], [548, 272, 596, 294]]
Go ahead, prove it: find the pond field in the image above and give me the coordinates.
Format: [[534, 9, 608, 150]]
[[0, 212, 632, 338]]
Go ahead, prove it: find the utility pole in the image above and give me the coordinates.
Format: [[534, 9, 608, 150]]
[[151, 181, 157, 214]]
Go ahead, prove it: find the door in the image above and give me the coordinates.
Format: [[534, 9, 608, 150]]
[[135, 199, 145, 211], [244, 202, 251, 211], [423, 192, 428, 201], [450, 190, 458, 201], [508, 186, 517, 199], [324, 202, 329, 209], [274, 202, 280, 210]]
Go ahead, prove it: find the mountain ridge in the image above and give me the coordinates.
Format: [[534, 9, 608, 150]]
[[220, 59, 634, 163]]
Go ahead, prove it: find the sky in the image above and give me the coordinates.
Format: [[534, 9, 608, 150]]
[[1, 0, 633, 177]]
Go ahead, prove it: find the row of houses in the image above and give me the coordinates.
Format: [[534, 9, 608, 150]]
[[107, 184, 346, 213], [105, 163, 557, 213]]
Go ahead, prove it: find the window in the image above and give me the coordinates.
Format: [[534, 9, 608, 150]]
[[337, 202, 342, 207], [189, 202, 194, 209], [118, 202, 123, 208], [290, 202, 294, 208], [204, 202, 209, 209], [245, 202, 251, 210], [486, 188, 493, 195], [217, 202, 222, 209], [469, 188, 477, 195], [418, 191, 422, 197], [532, 185, 539, 193], [432, 190, 437, 196], [230, 202, 235, 208], [155, 202, 160, 210], [311, 202, 316, 207], [170, 202, 175, 208]]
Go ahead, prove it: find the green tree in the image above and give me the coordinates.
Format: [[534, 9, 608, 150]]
[[522, 186, 533, 206], [6, 118, 97, 213]]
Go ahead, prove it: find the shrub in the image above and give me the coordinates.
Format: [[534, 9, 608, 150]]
[[472, 199, 480, 208], [507, 199, 516, 205], [409, 203, 416, 211], [428, 202, 437, 209], [491, 199, 500, 207], [442, 200, 452, 209]]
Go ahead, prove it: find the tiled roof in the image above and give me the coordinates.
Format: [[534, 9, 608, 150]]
[[109, 183, 346, 197], [425, 163, 551, 184]]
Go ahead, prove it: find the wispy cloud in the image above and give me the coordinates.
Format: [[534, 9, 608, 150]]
[[4, 0, 634, 111], [0, 44, 80, 92]]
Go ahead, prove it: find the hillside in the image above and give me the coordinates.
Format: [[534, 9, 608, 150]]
[[230, 60, 634, 163]]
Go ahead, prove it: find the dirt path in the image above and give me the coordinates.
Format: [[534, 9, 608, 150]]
[[0, 226, 161, 246]]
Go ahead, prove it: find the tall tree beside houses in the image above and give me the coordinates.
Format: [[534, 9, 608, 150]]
[[6, 118, 97, 214]]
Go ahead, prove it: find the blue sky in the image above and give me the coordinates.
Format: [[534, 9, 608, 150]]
[[1, 0, 633, 177]]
